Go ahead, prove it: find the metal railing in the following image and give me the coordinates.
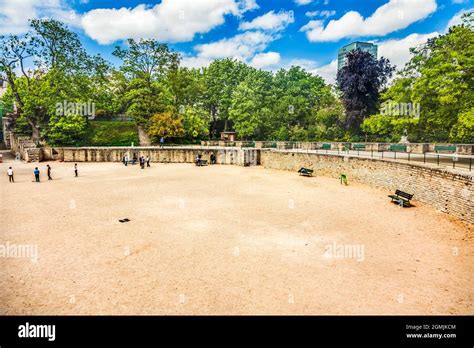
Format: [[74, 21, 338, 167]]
[[288, 147, 473, 172]]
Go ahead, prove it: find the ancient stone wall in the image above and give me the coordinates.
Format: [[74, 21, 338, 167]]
[[60, 147, 259, 166], [261, 150, 474, 224]]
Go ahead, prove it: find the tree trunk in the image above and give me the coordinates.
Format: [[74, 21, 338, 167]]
[[5, 69, 24, 116], [28, 118, 40, 144]]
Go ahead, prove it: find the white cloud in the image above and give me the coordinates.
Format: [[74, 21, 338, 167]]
[[238, 0, 260, 12], [377, 32, 439, 70], [194, 31, 275, 60], [311, 59, 337, 84], [181, 55, 213, 69], [81, 0, 255, 45], [0, 0, 80, 35], [239, 10, 294, 31], [305, 10, 336, 18], [446, 8, 473, 29], [294, 0, 313, 5], [300, 0, 437, 42], [250, 51, 281, 68]]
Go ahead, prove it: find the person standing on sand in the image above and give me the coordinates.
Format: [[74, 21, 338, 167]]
[[47, 165, 52, 180], [74, 163, 78, 177], [7, 167, 14, 183], [34, 167, 40, 182], [146, 156, 150, 167]]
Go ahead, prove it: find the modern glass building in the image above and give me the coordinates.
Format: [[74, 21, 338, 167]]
[[338, 42, 378, 70]]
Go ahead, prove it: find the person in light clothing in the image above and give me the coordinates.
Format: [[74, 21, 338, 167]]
[[7, 167, 14, 183]]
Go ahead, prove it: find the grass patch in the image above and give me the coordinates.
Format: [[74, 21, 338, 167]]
[[86, 121, 139, 146]]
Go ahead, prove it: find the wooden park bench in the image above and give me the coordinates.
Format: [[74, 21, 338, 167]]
[[298, 167, 314, 177], [388, 189, 414, 207], [435, 145, 456, 153]]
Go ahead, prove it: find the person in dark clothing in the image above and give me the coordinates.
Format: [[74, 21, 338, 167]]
[[34, 167, 40, 182], [132, 155, 137, 165], [47, 165, 52, 180], [146, 156, 150, 167], [140, 156, 145, 169], [210, 153, 216, 165], [74, 163, 78, 177]]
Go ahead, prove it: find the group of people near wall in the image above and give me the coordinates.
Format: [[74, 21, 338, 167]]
[[195, 153, 217, 166], [122, 154, 150, 169]]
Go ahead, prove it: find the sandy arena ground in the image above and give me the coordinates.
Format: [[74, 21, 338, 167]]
[[0, 151, 473, 315]]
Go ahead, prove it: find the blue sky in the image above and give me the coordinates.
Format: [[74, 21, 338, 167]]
[[0, 0, 472, 82]]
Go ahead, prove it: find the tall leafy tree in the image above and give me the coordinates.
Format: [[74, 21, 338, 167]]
[[229, 69, 273, 139], [113, 39, 180, 126], [0, 19, 108, 144], [336, 49, 394, 134], [202, 59, 251, 136]]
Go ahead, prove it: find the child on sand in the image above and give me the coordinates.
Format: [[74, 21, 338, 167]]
[[34, 167, 40, 182], [7, 167, 14, 183]]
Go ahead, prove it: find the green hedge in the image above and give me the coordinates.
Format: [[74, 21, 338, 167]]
[[85, 121, 139, 146]]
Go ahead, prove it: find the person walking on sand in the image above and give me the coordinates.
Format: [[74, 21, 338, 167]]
[[34, 167, 40, 182], [7, 167, 14, 183], [74, 163, 78, 177], [47, 164, 52, 180], [146, 156, 150, 167]]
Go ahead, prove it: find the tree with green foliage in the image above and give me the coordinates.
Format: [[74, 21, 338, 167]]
[[182, 106, 209, 140], [0, 19, 109, 144], [203, 59, 251, 136], [47, 114, 87, 146], [270, 66, 334, 140], [113, 39, 180, 126], [229, 69, 273, 139], [393, 12, 473, 142]]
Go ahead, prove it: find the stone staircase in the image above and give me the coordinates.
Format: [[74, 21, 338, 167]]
[[138, 126, 151, 146]]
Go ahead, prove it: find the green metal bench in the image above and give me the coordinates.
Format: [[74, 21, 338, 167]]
[[435, 145, 456, 153], [298, 167, 314, 177], [321, 144, 331, 150], [353, 144, 366, 151], [390, 144, 407, 152]]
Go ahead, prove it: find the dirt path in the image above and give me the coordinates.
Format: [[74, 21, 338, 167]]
[[0, 158, 472, 314]]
